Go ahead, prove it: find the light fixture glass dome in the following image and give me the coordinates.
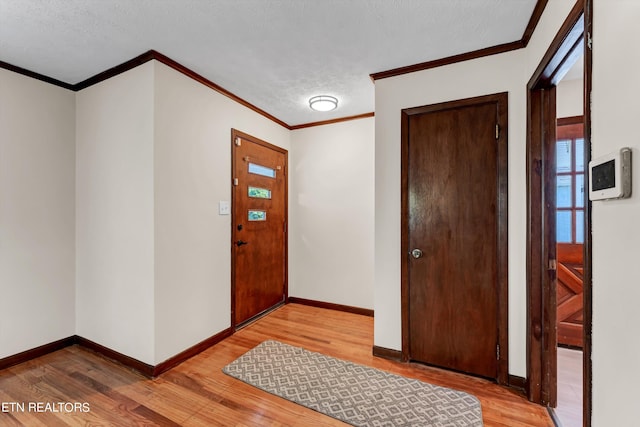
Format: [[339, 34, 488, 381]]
[[309, 95, 338, 112]]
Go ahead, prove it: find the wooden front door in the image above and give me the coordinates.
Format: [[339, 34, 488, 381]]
[[401, 93, 508, 381], [232, 130, 287, 327]]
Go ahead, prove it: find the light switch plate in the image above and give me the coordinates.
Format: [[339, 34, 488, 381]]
[[219, 201, 230, 215]]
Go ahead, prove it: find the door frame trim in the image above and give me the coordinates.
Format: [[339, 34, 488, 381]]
[[400, 92, 509, 385], [230, 129, 289, 330], [525, 1, 592, 421]]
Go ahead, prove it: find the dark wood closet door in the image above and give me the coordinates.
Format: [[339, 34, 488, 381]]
[[402, 94, 508, 380]]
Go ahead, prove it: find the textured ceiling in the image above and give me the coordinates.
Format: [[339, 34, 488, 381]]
[[0, 0, 539, 126]]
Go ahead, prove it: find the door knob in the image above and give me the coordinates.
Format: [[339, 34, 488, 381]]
[[236, 240, 248, 247], [411, 248, 423, 259]]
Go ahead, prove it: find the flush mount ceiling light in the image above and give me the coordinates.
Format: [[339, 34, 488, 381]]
[[309, 95, 338, 112]]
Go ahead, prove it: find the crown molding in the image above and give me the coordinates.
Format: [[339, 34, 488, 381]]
[[73, 50, 291, 129], [0, 50, 371, 131], [521, 0, 549, 47], [290, 112, 374, 130], [0, 59, 75, 90], [0, 50, 290, 129], [147, 51, 290, 129], [370, 0, 548, 81], [370, 41, 524, 81], [72, 50, 156, 91]]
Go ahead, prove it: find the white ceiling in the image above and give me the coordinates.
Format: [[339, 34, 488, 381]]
[[0, 0, 539, 126]]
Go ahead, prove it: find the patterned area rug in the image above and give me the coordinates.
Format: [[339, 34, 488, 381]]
[[223, 340, 483, 426]]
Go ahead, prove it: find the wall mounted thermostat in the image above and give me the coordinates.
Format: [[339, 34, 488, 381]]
[[588, 147, 632, 201]]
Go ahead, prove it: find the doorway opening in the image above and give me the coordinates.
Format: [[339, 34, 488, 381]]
[[555, 92, 585, 427], [526, 1, 592, 426]]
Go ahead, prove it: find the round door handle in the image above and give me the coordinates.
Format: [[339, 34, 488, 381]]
[[411, 248, 423, 259]]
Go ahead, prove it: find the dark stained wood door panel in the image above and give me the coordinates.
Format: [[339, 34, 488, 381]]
[[401, 93, 509, 382]]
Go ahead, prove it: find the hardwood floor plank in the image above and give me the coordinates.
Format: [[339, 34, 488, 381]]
[[132, 405, 184, 427], [183, 384, 308, 427], [0, 303, 553, 426]]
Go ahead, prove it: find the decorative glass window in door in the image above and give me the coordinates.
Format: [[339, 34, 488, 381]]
[[248, 186, 272, 199], [556, 138, 585, 243], [248, 210, 267, 221], [248, 163, 276, 178]]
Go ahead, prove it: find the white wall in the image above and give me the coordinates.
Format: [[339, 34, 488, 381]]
[[153, 61, 290, 363], [290, 118, 375, 310], [0, 69, 76, 358], [373, 0, 576, 377], [75, 63, 156, 364], [557, 77, 583, 118], [591, 1, 640, 424], [75, 60, 290, 365]]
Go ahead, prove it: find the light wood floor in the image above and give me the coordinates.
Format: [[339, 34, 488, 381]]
[[555, 347, 583, 427], [0, 304, 553, 426]]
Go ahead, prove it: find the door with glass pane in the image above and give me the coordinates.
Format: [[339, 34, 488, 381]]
[[231, 130, 287, 327], [556, 118, 584, 348]]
